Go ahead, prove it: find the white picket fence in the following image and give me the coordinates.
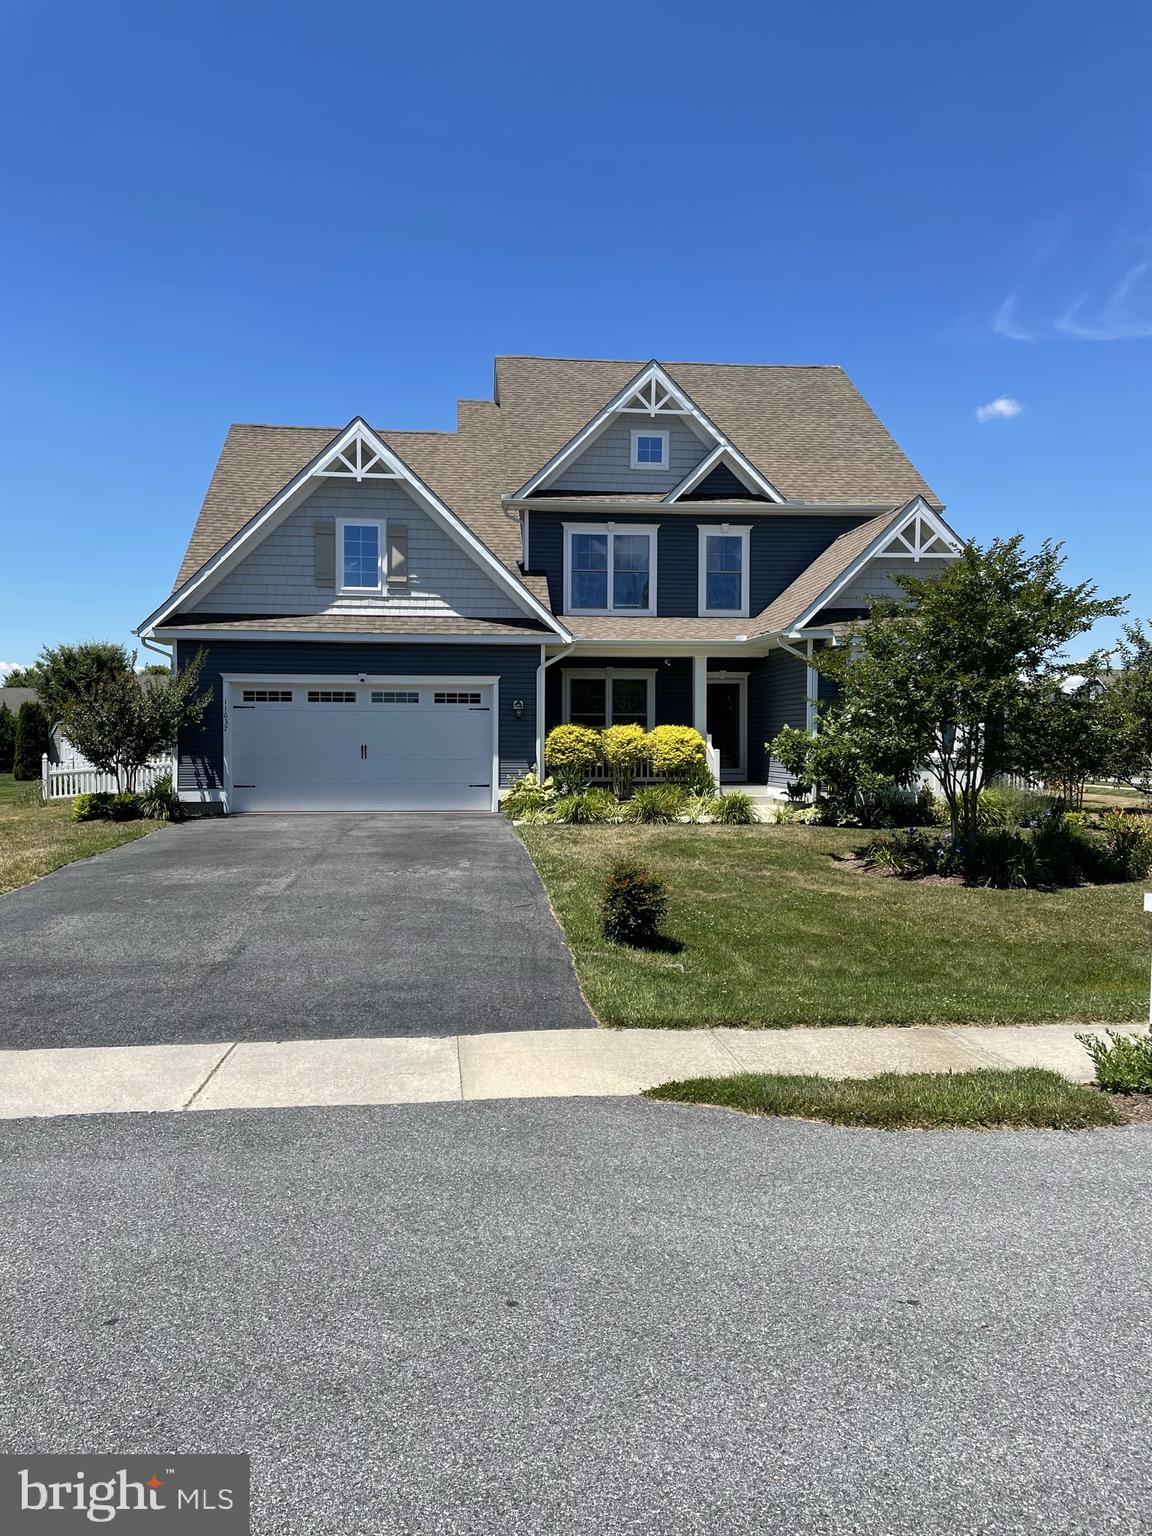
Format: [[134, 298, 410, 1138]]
[[41, 755, 168, 801]]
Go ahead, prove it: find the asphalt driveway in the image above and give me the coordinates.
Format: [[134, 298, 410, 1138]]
[[0, 816, 593, 1048], [1, 1099, 1148, 1534]]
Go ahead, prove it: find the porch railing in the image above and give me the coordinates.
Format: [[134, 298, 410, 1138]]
[[41, 756, 169, 801], [582, 736, 722, 787]]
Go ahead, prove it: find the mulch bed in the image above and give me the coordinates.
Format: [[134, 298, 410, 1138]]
[[1090, 1088, 1152, 1124]]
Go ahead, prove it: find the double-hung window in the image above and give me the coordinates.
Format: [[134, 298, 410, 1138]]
[[564, 524, 657, 615], [698, 525, 751, 617], [338, 519, 386, 593]]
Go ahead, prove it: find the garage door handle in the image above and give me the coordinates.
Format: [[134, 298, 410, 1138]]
[[360, 744, 368, 759]]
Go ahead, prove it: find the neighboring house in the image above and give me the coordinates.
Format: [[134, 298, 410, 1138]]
[[0, 685, 87, 770], [136, 357, 964, 813]]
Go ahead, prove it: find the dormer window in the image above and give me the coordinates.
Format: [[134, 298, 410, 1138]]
[[630, 430, 668, 470], [338, 519, 385, 593], [698, 525, 751, 617]]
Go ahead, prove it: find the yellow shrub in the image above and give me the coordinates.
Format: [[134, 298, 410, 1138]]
[[601, 724, 649, 793], [544, 724, 602, 791], [646, 724, 706, 780]]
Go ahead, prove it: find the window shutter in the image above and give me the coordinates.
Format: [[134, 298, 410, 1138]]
[[314, 520, 335, 587], [389, 523, 408, 586]]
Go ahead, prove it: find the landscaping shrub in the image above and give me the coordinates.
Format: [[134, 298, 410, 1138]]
[[12, 700, 49, 781], [1031, 810, 1096, 885], [544, 724, 602, 792], [622, 785, 687, 824], [552, 788, 619, 824], [601, 724, 649, 797], [0, 703, 15, 773], [709, 791, 756, 824], [108, 791, 143, 821], [601, 859, 669, 947], [978, 786, 1053, 829], [1076, 1029, 1152, 1093], [1095, 810, 1152, 882], [682, 792, 715, 824], [71, 791, 115, 822], [967, 826, 1042, 889], [138, 773, 186, 822], [860, 829, 947, 877], [646, 725, 706, 782], [501, 771, 558, 819], [870, 784, 946, 828], [680, 758, 717, 795]]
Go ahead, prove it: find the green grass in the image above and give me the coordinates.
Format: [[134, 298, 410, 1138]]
[[520, 824, 1150, 1027], [1081, 782, 1151, 812], [0, 778, 157, 894], [644, 1067, 1124, 1130]]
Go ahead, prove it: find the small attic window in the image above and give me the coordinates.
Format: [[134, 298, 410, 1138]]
[[630, 430, 668, 470]]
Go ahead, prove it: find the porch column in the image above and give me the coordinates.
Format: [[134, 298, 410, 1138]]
[[691, 650, 709, 740]]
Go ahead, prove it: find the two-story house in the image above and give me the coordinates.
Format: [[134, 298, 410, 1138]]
[[137, 357, 964, 813]]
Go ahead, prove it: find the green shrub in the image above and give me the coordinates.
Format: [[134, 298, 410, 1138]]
[[978, 786, 1054, 829], [968, 827, 1042, 888], [680, 758, 717, 795], [860, 829, 947, 877], [544, 724, 602, 792], [108, 791, 143, 821], [682, 792, 715, 824], [501, 771, 558, 819], [601, 859, 669, 947], [646, 725, 706, 782], [12, 700, 49, 781], [552, 788, 619, 824], [1032, 810, 1095, 885], [1076, 1029, 1152, 1093], [138, 773, 186, 822], [871, 784, 946, 828], [71, 791, 114, 822], [709, 791, 756, 824], [771, 803, 797, 824], [1095, 810, 1152, 882], [514, 806, 554, 826], [601, 724, 649, 797], [0, 703, 15, 773], [622, 785, 687, 824]]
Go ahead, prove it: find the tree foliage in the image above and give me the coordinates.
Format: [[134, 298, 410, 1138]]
[[34, 641, 135, 723], [62, 651, 212, 791], [1, 665, 40, 689], [816, 537, 1125, 872], [1104, 621, 1152, 797], [12, 700, 50, 780], [1008, 680, 1114, 809], [0, 703, 15, 773]]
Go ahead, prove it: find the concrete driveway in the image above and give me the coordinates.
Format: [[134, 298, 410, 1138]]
[[0, 816, 594, 1049], [1, 1099, 1148, 1534]]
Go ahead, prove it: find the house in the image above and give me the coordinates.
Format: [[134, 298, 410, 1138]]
[[136, 357, 964, 813]]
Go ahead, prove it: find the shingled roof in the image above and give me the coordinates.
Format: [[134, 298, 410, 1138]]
[[167, 357, 941, 611]]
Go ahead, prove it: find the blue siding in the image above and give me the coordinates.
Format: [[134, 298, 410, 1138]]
[[759, 652, 810, 788], [544, 657, 692, 732], [529, 511, 871, 617], [174, 640, 540, 793]]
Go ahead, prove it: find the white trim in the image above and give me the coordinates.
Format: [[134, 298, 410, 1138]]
[[562, 522, 658, 618], [155, 629, 547, 645], [790, 498, 964, 631], [665, 444, 784, 504], [220, 673, 502, 814], [629, 428, 669, 470], [138, 417, 569, 641], [510, 361, 781, 502], [562, 668, 657, 730], [697, 524, 751, 617], [706, 671, 748, 781], [336, 517, 387, 595], [805, 638, 818, 732]]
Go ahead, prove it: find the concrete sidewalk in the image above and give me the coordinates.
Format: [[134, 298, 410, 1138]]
[[0, 1023, 1141, 1119]]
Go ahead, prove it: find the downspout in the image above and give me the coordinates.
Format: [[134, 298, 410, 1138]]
[[537, 642, 575, 774], [137, 633, 173, 668]]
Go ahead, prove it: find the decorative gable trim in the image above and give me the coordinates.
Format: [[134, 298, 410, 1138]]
[[790, 497, 964, 631], [138, 418, 571, 640], [663, 443, 780, 503], [511, 361, 785, 503]]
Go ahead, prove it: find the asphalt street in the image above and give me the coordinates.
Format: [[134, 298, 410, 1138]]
[[0, 815, 594, 1048], [1, 1098, 1149, 1534]]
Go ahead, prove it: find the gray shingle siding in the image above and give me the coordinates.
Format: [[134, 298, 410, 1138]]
[[835, 555, 954, 607], [529, 511, 872, 617], [549, 417, 710, 495], [188, 481, 523, 620], [175, 640, 539, 794]]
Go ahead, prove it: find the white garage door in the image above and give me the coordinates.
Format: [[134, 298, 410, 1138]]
[[226, 680, 495, 812]]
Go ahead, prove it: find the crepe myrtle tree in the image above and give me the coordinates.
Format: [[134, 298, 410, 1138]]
[[61, 650, 212, 792], [1104, 620, 1152, 799], [814, 537, 1125, 873]]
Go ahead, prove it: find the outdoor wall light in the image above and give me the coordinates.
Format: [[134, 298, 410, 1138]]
[[512, 699, 525, 719]]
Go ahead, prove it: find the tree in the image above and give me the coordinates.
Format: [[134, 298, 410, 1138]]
[[1, 665, 40, 688], [769, 715, 908, 819], [34, 641, 134, 724], [817, 538, 1125, 873], [12, 700, 50, 780], [0, 703, 15, 773], [1105, 621, 1152, 798], [1011, 680, 1114, 809], [138, 663, 171, 676], [61, 651, 212, 791]]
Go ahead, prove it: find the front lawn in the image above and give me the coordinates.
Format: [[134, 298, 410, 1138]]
[[0, 776, 158, 894], [644, 1068, 1124, 1130], [520, 824, 1149, 1027]]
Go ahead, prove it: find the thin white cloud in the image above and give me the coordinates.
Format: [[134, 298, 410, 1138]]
[[975, 397, 1023, 423], [0, 661, 30, 679], [1055, 262, 1152, 340], [992, 294, 1034, 342]]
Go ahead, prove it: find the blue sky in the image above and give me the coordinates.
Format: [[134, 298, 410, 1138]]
[[2, 0, 1149, 672]]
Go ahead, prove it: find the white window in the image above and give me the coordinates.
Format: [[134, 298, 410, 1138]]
[[307, 689, 357, 703], [563, 670, 655, 730], [434, 691, 483, 705], [242, 689, 293, 703], [563, 523, 658, 615], [698, 525, 751, 616], [370, 690, 420, 704], [630, 429, 669, 470], [337, 519, 386, 593]]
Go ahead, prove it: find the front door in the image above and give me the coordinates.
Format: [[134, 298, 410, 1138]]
[[706, 678, 746, 781]]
